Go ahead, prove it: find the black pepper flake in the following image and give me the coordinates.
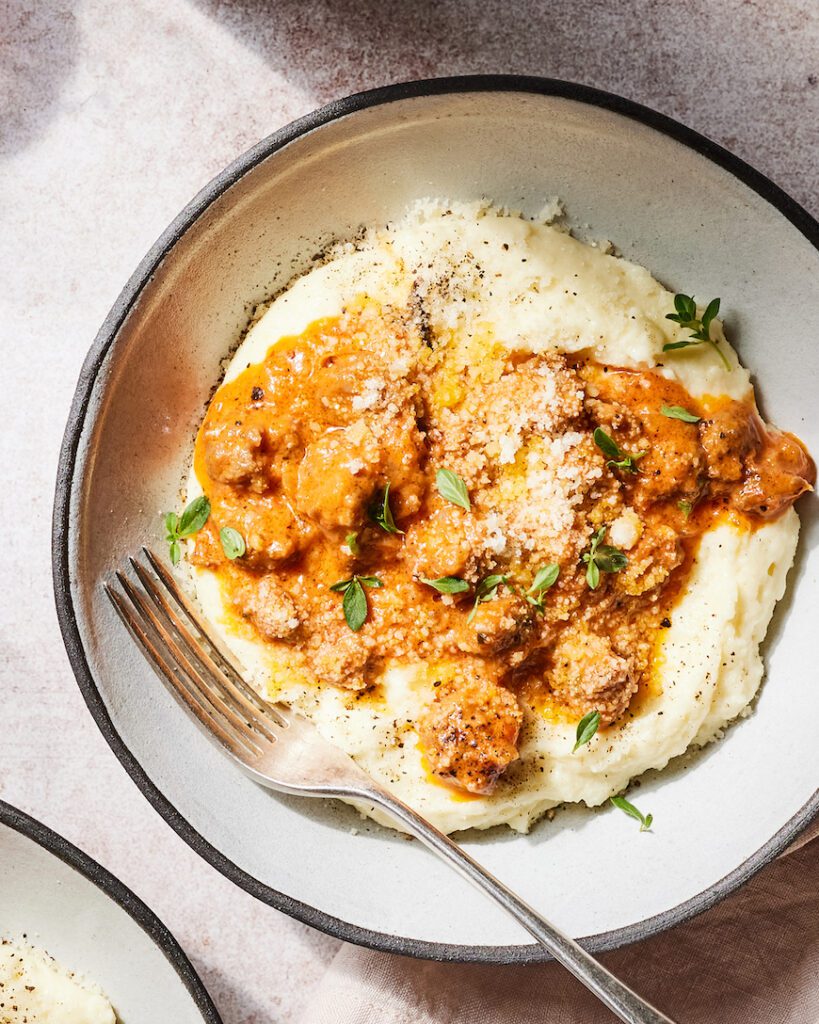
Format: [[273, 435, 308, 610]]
[[660, 617, 671, 628], [251, 385, 264, 401]]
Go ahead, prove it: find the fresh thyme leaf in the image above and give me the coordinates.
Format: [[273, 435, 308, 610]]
[[673, 293, 696, 320], [582, 526, 627, 590], [592, 427, 621, 461], [372, 482, 403, 534], [164, 497, 210, 564], [610, 454, 646, 472], [583, 526, 603, 556], [177, 496, 211, 537], [467, 573, 509, 623], [343, 578, 368, 631], [436, 468, 471, 511], [594, 545, 629, 573], [582, 525, 606, 563], [592, 427, 645, 474], [610, 795, 653, 832], [529, 563, 560, 594], [477, 574, 507, 596], [219, 527, 246, 560], [664, 293, 730, 371], [345, 532, 360, 555], [661, 404, 701, 423], [701, 296, 720, 333], [330, 577, 354, 592], [573, 710, 601, 753], [331, 575, 382, 629], [677, 499, 693, 518], [420, 576, 470, 594], [526, 563, 560, 611], [357, 576, 384, 589]]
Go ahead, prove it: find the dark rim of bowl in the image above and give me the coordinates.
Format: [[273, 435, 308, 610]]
[[0, 799, 223, 1021], [52, 74, 819, 965]]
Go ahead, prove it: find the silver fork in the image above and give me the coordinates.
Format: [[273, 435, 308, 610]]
[[106, 549, 676, 1024]]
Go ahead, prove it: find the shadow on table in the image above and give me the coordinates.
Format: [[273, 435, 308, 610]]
[[195, 919, 337, 1024], [0, 1, 79, 156], [189, 0, 686, 106], [189, 0, 818, 164]]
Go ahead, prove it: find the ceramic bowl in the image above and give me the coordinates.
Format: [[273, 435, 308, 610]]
[[53, 76, 819, 962], [0, 801, 221, 1022]]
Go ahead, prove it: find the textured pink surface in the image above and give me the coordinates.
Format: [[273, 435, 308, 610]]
[[0, 2, 816, 1021], [304, 836, 819, 1023]]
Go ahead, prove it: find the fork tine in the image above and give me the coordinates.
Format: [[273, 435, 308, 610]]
[[142, 548, 288, 723], [128, 556, 279, 742], [104, 583, 254, 759], [113, 571, 265, 757]]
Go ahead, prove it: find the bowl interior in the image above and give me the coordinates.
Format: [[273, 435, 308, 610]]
[[0, 809, 216, 1022], [60, 85, 819, 958]]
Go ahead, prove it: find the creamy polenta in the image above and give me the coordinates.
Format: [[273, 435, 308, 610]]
[[181, 202, 813, 834], [0, 938, 115, 1024]]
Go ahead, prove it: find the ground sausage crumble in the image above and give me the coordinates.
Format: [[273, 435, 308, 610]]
[[190, 300, 814, 794]]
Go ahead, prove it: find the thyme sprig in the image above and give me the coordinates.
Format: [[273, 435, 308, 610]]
[[526, 563, 560, 612], [330, 575, 383, 631], [573, 710, 601, 753], [436, 468, 471, 511], [593, 427, 646, 474], [582, 526, 628, 590], [664, 294, 730, 371], [420, 576, 470, 594], [610, 794, 654, 832], [372, 483, 403, 535], [467, 573, 509, 624], [164, 496, 211, 566]]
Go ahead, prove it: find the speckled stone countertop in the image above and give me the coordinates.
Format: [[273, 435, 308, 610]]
[[1, 2, 816, 1021]]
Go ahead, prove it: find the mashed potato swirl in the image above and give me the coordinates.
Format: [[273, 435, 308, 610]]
[[184, 202, 808, 834]]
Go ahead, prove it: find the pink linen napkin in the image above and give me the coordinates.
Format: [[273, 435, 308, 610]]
[[300, 824, 819, 1023]]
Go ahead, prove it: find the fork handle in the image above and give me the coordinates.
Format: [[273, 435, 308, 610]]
[[366, 788, 676, 1024]]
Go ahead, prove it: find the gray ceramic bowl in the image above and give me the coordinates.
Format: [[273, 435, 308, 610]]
[[54, 77, 819, 962], [0, 801, 221, 1022]]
